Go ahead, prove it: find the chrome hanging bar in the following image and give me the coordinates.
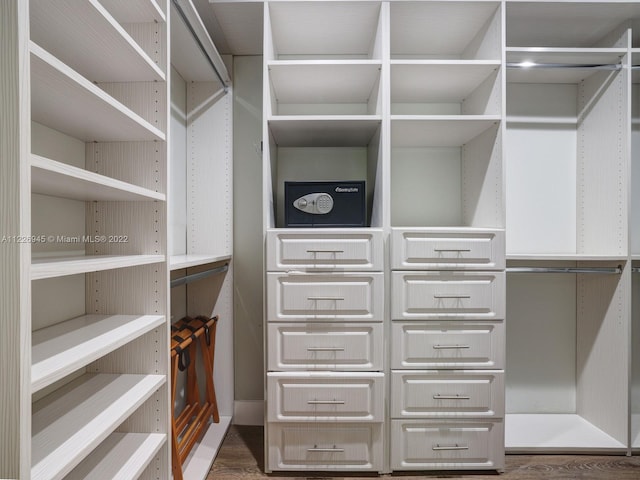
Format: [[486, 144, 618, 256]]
[[171, 263, 229, 288], [506, 266, 622, 274], [506, 62, 622, 71]]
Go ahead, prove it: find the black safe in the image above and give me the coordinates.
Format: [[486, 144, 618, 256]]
[[284, 181, 366, 227]]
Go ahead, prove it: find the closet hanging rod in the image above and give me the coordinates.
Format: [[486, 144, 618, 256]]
[[171, 0, 231, 92], [632, 267, 640, 273], [507, 266, 622, 274], [171, 263, 229, 288], [506, 62, 622, 70]]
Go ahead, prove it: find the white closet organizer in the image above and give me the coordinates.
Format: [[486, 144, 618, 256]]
[[2, 0, 172, 478], [505, 1, 636, 454], [632, 35, 640, 453], [168, 0, 234, 477]]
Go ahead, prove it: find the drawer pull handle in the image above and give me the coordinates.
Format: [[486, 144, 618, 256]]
[[307, 400, 345, 405], [307, 249, 344, 254], [433, 444, 469, 451], [433, 394, 471, 400], [308, 296, 344, 301], [434, 249, 471, 252], [307, 347, 345, 352], [433, 344, 471, 350], [433, 294, 471, 299], [308, 446, 345, 453]]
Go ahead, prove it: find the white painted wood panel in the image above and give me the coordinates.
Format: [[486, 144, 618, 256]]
[[391, 321, 504, 370], [181, 417, 232, 480], [267, 423, 383, 471], [267, 228, 383, 271], [269, 117, 382, 147], [31, 373, 165, 480], [99, 81, 167, 135], [267, 372, 384, 422], [31, 314, 164, 392], [267, 272, 384, 322], [390, 419, 504, 470], [391, 271, 505, 321], [170, 254, 231, 270], [391, 117, 501, 147], [65, 432, 165, 480], [31, 254, 164, 280], [100, 0, 166, 23], [390, 371, 504, 419], [268, 322, 383, 371], [391, 228, 504, 270]]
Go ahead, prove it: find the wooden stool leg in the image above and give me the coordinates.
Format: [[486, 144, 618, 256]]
[[170, 353, 184, 480]]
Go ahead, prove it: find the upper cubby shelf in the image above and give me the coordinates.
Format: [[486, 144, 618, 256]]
[[266, 1, 382, 60], [30, 0, 165, 83], [390, 1, 502, 60], [507, 48, 627, 84], [100, 0, 166, 23], [391, 116, 500, 147], [268, 61, 382, 116], [268, 117, 382, 147], [30, 42, 165, 143]]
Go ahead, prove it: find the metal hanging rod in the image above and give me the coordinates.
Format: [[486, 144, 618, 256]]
[[171, 263, 229, 288], [171, 0, 231, 92], [507, 266, 622, 274], [632, 267, 640, 273], [507, 63, 622, 71]]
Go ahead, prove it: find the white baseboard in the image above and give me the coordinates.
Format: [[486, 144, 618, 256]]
[[233, 400, 264, 425]]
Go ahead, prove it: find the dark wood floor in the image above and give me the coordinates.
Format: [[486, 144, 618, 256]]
[[209, 426, 640, 480]]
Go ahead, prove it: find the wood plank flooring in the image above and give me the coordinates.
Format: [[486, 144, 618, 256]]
[[210, 426, 640, 479]]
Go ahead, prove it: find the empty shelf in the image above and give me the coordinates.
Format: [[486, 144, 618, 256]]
[[170, 254, 232, 270], [31, 155, 165, 202], [30, 42, 165, 143], [32, 314, 165, 393], [391, 116, 500, 147], [100, 0, 166, 23], [65, 432, 166, 480], [507, 253, 628, 262], [269, 116, 381, 147], [31, 254, 165, 280], [32, 373, 165, 480]]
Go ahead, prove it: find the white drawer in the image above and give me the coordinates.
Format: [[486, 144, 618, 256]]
[[268, 422, 383, 472], [267, 228, 383, 271], [267, 272, 384, 322], [267, 372, 384, 422], [268, 323, 383, 371], [390, 371, 504, 418], [391, 271, 505, 320], [391, 420, 504, 470], [391, 228, 505, 270], [391, 322, 504, 369]]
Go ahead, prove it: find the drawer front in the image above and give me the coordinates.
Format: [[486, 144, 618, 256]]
[[391, 420, 504, 470], [268, 323, 383, 371], [267, 372, 384, 422], [268, 272, 384, 322], [391, 228, 505, 270], [391, 271, 505, 320], [268, 423, 383, 471], [391, 322, 504, 369], [391, 371, 504, 418], [267, 229, 383, 271]]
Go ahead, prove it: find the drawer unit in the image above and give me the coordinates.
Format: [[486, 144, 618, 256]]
[[268, 272, 384, 322], [268, 423, 383, 471], [391, 228, 505, 271], [390, 371, 504, 418], [390, 420, 504, 470], [391, 271, 505, 320], [268, 323, 383, 371], [267, 372, 384, 422], [391, 322, 504, 369], [267, 228, 384, 271]]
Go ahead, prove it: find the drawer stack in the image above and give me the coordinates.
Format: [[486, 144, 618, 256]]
[[265, 229, 385, 472], [389, 228, 505, 471]]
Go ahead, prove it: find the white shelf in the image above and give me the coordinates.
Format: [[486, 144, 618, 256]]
[[268, 116, 382, 147], [505, 414, 627, 453], [181, 416, 232, 480], [31, 373, 165, 480], [269, 61, 381, 107], [32, 314, 165, 393], [170, 254, 232, 270], [31, 154, 165, 202], [100, 0, 166, 24], [31, 254, 165, 280], [30, 0, 165, 83], [391, 60, 500, 103], [391, 116, 501, 147], [30, 42, 165, 143], [66, 432, 166, 480], [507, 254, 628, 262], [507, 48, 626, 84], [506, 116, 577, 126]]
